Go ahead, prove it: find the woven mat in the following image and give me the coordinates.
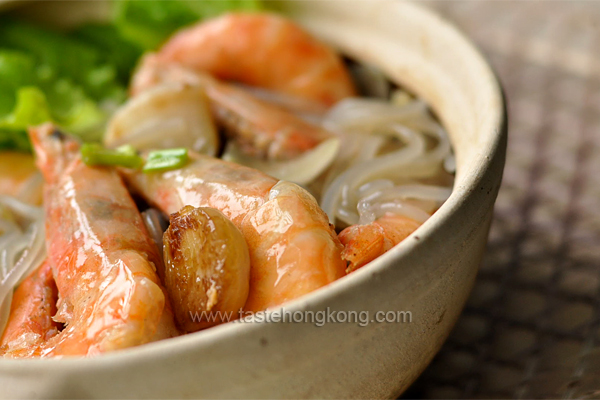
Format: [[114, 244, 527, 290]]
[[402, 2, 600, 399]]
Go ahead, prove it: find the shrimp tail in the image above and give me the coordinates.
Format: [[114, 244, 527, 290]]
[[339, 214, 421, 272], [0, 261, 61, 358], [338, 224, 386, 273]]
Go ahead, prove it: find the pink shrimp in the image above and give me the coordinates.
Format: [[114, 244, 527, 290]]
[[5, 124, 178, 357], [121, 152, 346, 312], [130, 12, 356, 160], [0, 261, 60, 358], [339, 213, 421, 273], [154, 12, 356, 107]]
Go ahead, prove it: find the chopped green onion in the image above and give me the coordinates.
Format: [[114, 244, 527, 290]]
[[81, 144, 188, 172], [143, 148, 188, 173], [115, 144, 138, 157], [81, 143, 143, 169]]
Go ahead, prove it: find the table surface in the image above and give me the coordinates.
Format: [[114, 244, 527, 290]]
[[402, 2, 600, 398]]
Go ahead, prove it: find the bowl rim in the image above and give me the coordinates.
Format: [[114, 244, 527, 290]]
[[0, 0, 507, 371]]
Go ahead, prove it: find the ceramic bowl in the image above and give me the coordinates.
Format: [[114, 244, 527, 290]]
[[0, 0, 506, 398]]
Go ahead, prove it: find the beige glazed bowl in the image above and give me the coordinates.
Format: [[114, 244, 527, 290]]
[[0, 0, 507, 398]]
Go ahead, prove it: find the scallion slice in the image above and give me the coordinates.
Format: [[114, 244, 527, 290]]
[[81, 143, 144, 169], [142, 148, 188, 173]]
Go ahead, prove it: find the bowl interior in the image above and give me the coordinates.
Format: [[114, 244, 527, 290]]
[[0, 1, 506, 398], [2, 0, 503, 193]]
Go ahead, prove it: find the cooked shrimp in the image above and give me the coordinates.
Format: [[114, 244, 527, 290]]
[[154, 12, 356, 107], [0, 151, 42, 205], [121, 152, 346, 312], [13, 124, 178, 357], [131, 56, 333, 160], [339, 213, 421, 273], [0, 261, 60, 358]]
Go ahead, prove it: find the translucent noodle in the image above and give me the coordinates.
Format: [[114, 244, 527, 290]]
[[318, 96, 453, 228], [0, 196, 46, 336]]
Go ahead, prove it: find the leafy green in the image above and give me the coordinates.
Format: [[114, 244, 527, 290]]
[[0, 18, 124, 102], [73, 23, 143, 84], [113, 0, 264, 50], [0, 48, 109, 150], [0, 0, 267, 152], [43, 79, 106, 142], [0, 51, 34, 117], [0, 19, 98, 80], [2, 87, 52, 128], [0, 20, 123, 151], [186, 0, 264, 18], [0, 87, 50, 152]]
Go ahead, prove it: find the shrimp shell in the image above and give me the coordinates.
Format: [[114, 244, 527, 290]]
[[121, 152, 346, 312], [131, 57, 333, 160], [9, 124, 179, 357], [0, 261, 60, 358], [156, 12, 356, 106], [339, 213, 421, 272]]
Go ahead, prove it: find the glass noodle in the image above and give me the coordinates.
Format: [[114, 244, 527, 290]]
[[0, 196, 46, 335], [220, 63, 455, 230], [319, 95, 454, 227]]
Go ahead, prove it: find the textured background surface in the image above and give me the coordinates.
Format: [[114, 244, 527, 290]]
[[403, 2, 600, 398]]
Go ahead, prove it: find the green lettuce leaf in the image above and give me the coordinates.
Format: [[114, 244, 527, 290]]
[[187, 0, 264, 19], [0, 49, 109, 150], [0, 21, 126, 151], [0, 87, 51, 152], [0, 50, 37, 116], [72, 23, 143, 84], [0, 1, 267, 152], [0, 18, 125, 103], [0, 87, 52, 129], [0, 83, 106, 151], [113, 0, 264, 50], [42, 79, 106, 142]]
